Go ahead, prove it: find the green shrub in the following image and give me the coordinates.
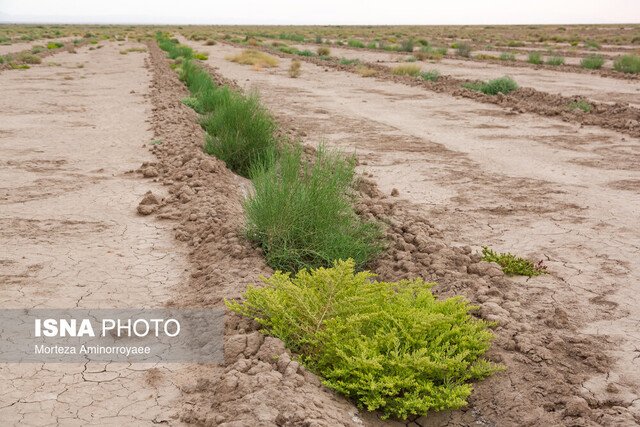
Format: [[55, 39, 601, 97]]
[[296, 49, 315, 57], [348, 39, 365, 48], [227, 259, 499, 420], [46, 41, 64, 49], [546, 56, 565, 66], [31, 45, 45, 54], [317, 46, 330, 56], [613, 55, 640, 74], [568, 100, 592, 113], [481, 247, 546, 276], [392, 64, 421, 76], [581, 55, 604, 69], [339, 57, 360, 65], [16, 52, 41, 64], [420, 69, 440, 81], [193, 52, 208, 60], [463, 76, 518, 95], [399, 39, 414, 52], [507, 40, 525, 47], [202, 92, 278, 178], [366, 41, 377, 49], [456, 43, 471, 57], [244, 147, 382, 272], [584, 39, 601, 50], [527, 52, 542, 64]]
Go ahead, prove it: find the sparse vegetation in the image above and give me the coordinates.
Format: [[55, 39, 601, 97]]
[[613, 55, 640, 74], [355, 65, 378, 77], [227, 49, 279, 68], [420, 69, 440, 81], [317, 46, 330, 56], [463, 76, 518, 95], [244, 146, 383, 272], [46, 41, 64, 49], [568, 100, 592, 113], [391, 64, 421, 77], [546, 56, 565, 66], [288, 59, 301, 77], [527, 52, 542, 64], [347, 39, 365, 48], [499, 52, 516, 61], [581, 54, 605, 69], [227, 259, 499, 419], [481, 247, 546, 277], [456, 43, 471, 57]]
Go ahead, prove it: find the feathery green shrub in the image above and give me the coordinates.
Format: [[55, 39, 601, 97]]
[[481, 247, 546, 276], [527, 52, 542, 64], [227, 259, 499, 419], [613, 55, 640, 74], [581, 55, 604, 69], [244, 146, 382, 272]]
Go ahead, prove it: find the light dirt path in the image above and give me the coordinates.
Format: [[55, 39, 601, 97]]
[[0, 41, 190, 425], [292, 44, 640, 107], [190, 40, 640, 424]]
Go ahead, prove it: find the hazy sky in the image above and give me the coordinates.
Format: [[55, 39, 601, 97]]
[[1, 0, 639, 25]]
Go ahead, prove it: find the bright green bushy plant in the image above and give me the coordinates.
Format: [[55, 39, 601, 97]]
[[244, 146, 383, 272], [227, 259, 499, 419], [481, 247, 546, 276], [463, 76, 518, 95]]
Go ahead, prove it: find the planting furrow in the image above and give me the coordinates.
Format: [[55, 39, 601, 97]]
[[291, 44, 640, 107], [180, 39, 640, 426], [144, 39, 365, 426]]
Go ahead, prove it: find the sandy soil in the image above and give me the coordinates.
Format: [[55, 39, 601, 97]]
[[0, 37, 76, 55], [293, 44, 640, 107], [0, 42, 191, 424], [186, 40, 640, 425]]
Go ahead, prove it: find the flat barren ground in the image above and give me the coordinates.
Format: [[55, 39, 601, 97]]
[[185, 38, 640, 425], [0, 41, 190, 424], [292, 44, 640, 106]]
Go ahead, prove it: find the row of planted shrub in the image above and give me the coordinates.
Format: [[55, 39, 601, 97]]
[[156, 32, 498, 420]]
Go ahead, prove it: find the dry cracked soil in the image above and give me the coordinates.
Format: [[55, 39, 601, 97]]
[[1, 35, 639, 427]]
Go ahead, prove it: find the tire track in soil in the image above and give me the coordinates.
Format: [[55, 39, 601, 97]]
[[0, 42, 193, 424], [180, 40, 640, 426]]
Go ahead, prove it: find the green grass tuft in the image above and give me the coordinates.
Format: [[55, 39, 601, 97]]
[[499, 52, 515, 61], [227, 259, 499, 420], [420, 69, 440, 81], [463, 76, 518, 95], [546, 56, 565, 66], [568, 100, 592, 112], [613, 55, 640, 74], [392, 64, 421, 76], [527, 52, 542, 64], [347, 39, 365, 48], [244, 146, 383, 272], [481, 247, 546, 276], [580, 55, 605, 69]]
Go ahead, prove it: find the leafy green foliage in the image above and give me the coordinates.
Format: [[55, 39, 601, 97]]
[[227, 259, 499, 419], [46, 41, 64, 49], [244, 147, 383, 272], [463, 76, 518, 95], [581, 54, 604, 69], [613, 55, 640, 74], [481, 247, 546, 276]]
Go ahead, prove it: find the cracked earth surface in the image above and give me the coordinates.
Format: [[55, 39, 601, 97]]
[[0, 42, 192, 425], [183, 40, 640, 425]]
